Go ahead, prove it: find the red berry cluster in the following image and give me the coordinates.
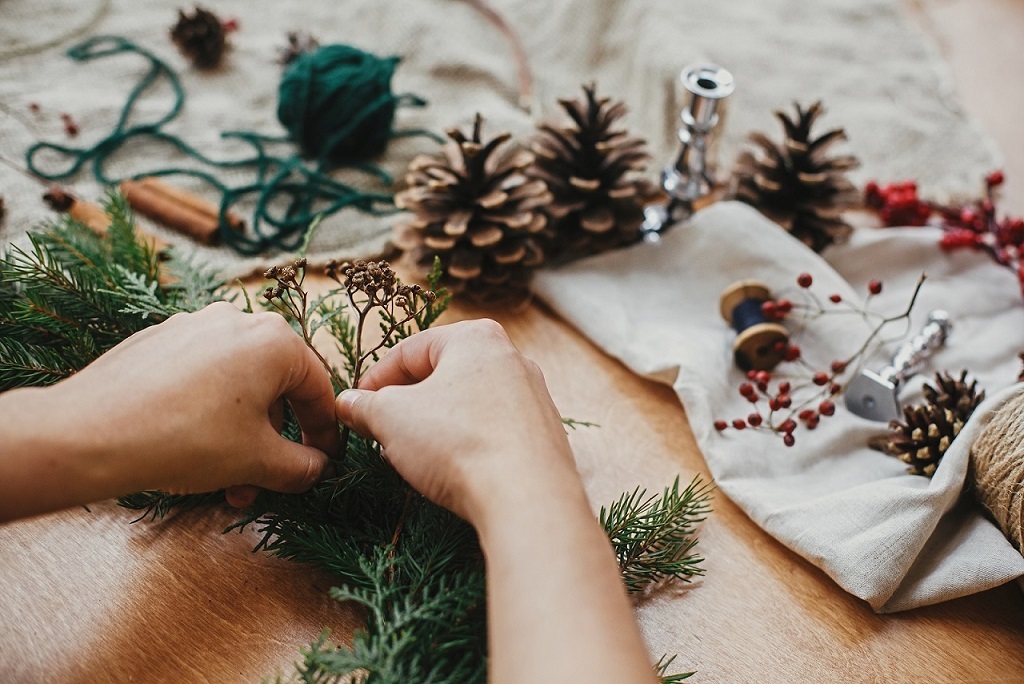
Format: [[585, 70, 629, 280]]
[[864, 180, 931, 227], [866, 171, 1024, 297], [714, 367, 842, 447], [28, 102, 79, 138], [60, 112, 79, 138], [714, 272, 903, 447]]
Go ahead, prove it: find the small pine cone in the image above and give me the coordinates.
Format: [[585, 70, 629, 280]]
[[528, 84, 660, 263], [0, 196, 6, 224], [731, 101, 860, 253], [1017, 352, 1024, 382], [170, 7, 228, 70], [922, 370, 985, 423], [393, 114, 549, 306], [278, 31, 320, 66], [885, 404, 964, 477]]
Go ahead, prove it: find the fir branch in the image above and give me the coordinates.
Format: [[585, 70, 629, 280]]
[[562, 417, 599, 431], [655, 654, 695, 682], [601, 476, 714, 594], [118, 490, 226, 523]]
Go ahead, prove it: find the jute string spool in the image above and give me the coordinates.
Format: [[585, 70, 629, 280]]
[[969, 388, 1024, 553]]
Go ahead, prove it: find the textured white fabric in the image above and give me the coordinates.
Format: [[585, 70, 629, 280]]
[[534, 201, 1024, 612], [0, 0, 1000, 278]]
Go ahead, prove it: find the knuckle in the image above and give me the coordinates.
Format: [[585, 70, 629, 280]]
[[253, 310, 296, 339], [459, 318, 513, 348], [206, 300, 237, 313], [465, 317, 507, 339]]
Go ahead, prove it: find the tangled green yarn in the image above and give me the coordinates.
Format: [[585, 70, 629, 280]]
[[279, 44, 423, 164], [25, 36, 432, 255]]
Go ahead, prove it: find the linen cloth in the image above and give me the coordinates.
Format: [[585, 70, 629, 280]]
[[0, 0, 1000, 279], [534, 200, 1024, 612]]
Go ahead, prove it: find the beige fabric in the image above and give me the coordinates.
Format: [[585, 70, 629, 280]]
[[0, 0, 1000, 278], [535, 201, 1024, 612]]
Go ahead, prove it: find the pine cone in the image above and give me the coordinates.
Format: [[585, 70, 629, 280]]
[[393, 114, 549, 305], [922, 370, 985, 423], [278, 31, 320, 66], [0, 196, 6, 224], [170, 7, 228, 70], [885, 404, 963, 477], [528, 84, 660, 263], [1017, 352, 1024, 382], [731, 101, 860, 253]]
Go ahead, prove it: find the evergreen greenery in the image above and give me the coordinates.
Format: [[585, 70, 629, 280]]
[[0, 197, 712, 682]]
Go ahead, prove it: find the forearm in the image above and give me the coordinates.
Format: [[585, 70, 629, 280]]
[[0, 385, 125, 522], [472, 457, 656, 684]]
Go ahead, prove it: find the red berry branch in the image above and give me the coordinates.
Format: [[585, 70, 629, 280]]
[[865, 171, 1024, 297], [714, 272, 926, 446]]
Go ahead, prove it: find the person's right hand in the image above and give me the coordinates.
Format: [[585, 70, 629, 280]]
[[335, 319, 578, 525]]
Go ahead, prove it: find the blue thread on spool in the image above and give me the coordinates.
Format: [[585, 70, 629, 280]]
[[719, 280, 789, 371]]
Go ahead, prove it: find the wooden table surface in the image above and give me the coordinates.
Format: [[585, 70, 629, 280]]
[[2, 1, 1024, 682]]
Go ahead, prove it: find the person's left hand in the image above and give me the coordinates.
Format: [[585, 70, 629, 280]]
[[45, 302, 338, 508]]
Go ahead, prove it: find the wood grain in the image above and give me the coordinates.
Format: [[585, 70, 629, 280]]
[[3, 1, 1024, 681]]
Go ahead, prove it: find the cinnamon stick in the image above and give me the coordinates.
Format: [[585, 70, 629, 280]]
[[120, 179, 221, 245], [138, 176, 245, 233], [43, 189, 170, 254]]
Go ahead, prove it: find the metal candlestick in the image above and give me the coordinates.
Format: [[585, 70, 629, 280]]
[[844, 310, 953, 422], [640, 63, 735, 241]]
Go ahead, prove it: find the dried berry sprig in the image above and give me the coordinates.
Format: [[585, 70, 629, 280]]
[[263, 257, 445, 461], [263, 257, 346, 390], [262, 255, 442, 395], [714, 272, 926, 446], [323, 258, 439, 388], [866, 171, 1024, 297]]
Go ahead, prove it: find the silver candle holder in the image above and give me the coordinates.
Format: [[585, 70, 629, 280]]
[[640, 63, 735, 241], [845, 310, 953, 422]]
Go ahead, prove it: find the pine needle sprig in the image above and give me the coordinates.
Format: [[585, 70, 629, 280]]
[[0, 194, 223, 391], [655, 655, 695, 682], [601, 476, 714, 594], [117, 490, 226, 523]]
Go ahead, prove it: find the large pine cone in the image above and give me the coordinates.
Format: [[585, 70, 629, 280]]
[[170, 7, 228, 70], [528, 84, 659, 263], [731, 101, 860, 253], [393, 114, 550, 305]]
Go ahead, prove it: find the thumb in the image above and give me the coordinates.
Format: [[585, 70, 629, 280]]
[[255, 435, 329, 493], [336, 388, 378, 439]]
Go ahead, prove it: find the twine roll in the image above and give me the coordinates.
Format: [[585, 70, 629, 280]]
[[970, 389, 1024, 552]]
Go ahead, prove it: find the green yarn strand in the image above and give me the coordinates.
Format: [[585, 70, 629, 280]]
[[25, 36, 434, 255]]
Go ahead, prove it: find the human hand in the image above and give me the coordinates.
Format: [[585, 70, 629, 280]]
[[335, 319, 580, 524], [45, 302, 337, 508]]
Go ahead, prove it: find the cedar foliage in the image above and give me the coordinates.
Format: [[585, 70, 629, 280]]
[[0, 197, 711, 682]]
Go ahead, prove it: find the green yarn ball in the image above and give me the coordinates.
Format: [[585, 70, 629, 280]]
[[277, 44, 401, 165]]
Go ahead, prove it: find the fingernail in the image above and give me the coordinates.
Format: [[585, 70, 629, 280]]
[[338, 389, 360, 412]]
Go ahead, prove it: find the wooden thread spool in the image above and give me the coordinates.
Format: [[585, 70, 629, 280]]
[[719, 279, 789, 371], [969, 389, 1024, 553]]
